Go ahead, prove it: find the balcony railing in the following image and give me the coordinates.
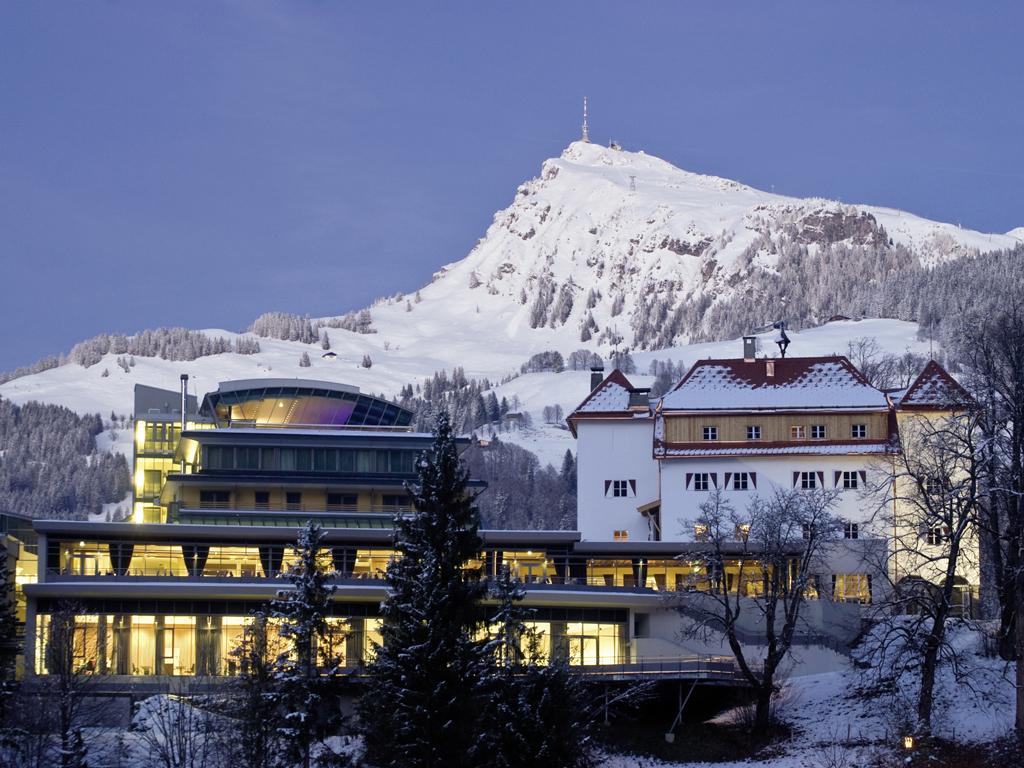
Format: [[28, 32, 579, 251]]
[[192, 501, 410, 514]]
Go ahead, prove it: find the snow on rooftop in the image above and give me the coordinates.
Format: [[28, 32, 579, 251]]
[[661, 357, 888, 411], [576, 381, 630, 412], [899, 360, 972, 408]]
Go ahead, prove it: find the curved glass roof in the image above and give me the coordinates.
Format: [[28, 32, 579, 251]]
[[199, 379, 413, 428]]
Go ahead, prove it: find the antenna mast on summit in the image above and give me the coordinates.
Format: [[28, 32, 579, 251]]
[[582, 97, 590, 143]]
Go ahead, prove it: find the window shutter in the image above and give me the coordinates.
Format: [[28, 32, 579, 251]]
[[711, 473, 718, 489], [793, 471, 800, 487], [831, 574, 837, 599], [866, 574, 873, 603], [750, 472, 757, 488], [628, 479, 636, 495], [685, 472, 693, 490], [724, 473, 732, 489], [834, 470, 842, 487], [604, 480, 611, 497], [817, 471, 825, 487], [859, 470, 867, 484]]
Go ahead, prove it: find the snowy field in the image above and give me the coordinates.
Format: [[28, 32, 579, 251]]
[[599, 623, 1015, 768], [0, 317, 929, 470]]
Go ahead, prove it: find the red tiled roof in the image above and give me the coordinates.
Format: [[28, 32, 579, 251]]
[[898, 360, 974, 410], [661, 356, 887, 411]]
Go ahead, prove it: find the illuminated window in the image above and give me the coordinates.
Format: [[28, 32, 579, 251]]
[[564, 622, 622, 666], [694, 524, 709, 542], [925, 525, 948, 546], [613, 530, 629, 541], [832, 573, 871, 604]]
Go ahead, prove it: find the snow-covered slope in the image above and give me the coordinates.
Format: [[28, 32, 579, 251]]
[[4, 139, 1000, 463], [0, 318, 927, 467], [358, 141, 1017, 356]]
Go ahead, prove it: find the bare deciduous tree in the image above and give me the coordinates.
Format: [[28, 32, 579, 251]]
[[679, 488, 840, 735], [863, 411, 983, 736]]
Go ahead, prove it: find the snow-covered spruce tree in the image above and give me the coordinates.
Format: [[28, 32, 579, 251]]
[[358, 411, 488, 768], [227, 606, 280, 768], [270, 520, 340, 768], [478, 567, 594, 768], [0, 552, 17, 727]]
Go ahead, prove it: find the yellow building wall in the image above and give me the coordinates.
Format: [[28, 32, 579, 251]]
[[663, 411, 889, 443]]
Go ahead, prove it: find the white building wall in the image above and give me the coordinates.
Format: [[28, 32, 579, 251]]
[[659, 454, 887, 542], [575, 419, 659, 542]]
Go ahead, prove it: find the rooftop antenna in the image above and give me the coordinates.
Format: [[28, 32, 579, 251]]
[[582, 96, 590, 143]]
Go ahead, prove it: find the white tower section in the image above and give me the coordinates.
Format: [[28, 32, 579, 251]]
[[582, 96, 590, 143]]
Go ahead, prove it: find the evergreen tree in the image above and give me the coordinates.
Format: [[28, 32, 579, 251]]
[[0, 552, 17, 724], [479, 566, 594, 768], [228, 607, 280, 768], [359, 412, 488, 768], [270, 521, 339, 768]]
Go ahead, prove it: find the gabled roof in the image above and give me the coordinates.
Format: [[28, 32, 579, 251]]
[[898, 360, 974, 410], [660, 356, 888, 412], [566, 369, 650, 436]]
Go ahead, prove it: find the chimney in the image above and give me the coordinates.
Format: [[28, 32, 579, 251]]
[[743, 336, 757, 362], [179, 374, 189, 474], [628, 387, 651, 409], [590, 364, 605, 392], [179, 374, 189, 432], [766, 360, 775, 378]]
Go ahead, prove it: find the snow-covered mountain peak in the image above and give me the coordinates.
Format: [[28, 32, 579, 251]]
[[366, 141, 1016, 357]]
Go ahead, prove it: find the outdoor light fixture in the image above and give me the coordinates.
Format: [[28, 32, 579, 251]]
[[902, 735, 914, 750]]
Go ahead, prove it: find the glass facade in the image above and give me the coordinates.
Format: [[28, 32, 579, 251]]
[[33, 613, 625, 676]]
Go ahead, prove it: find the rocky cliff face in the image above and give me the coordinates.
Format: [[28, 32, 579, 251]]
[[364, 141, 1015, 353]]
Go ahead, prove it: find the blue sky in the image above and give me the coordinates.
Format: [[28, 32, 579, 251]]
[[1, 2, 1022, 371]]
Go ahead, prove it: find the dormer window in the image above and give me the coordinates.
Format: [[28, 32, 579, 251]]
[[702, 426, 718, 441], [811, 424, 827, 439]]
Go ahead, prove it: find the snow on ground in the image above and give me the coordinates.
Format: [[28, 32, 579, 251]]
[[600, 622, 1015, 768], [0, 319, 928, 469]]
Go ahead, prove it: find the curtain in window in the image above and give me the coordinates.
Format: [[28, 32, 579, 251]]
[[109, 543, 134, 576], [111, 616, 131, 675], [195, 616, 222, 675], [331, 547, 355, 577], [181, 545, 210, 577], [259, 545, 284, 578]]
